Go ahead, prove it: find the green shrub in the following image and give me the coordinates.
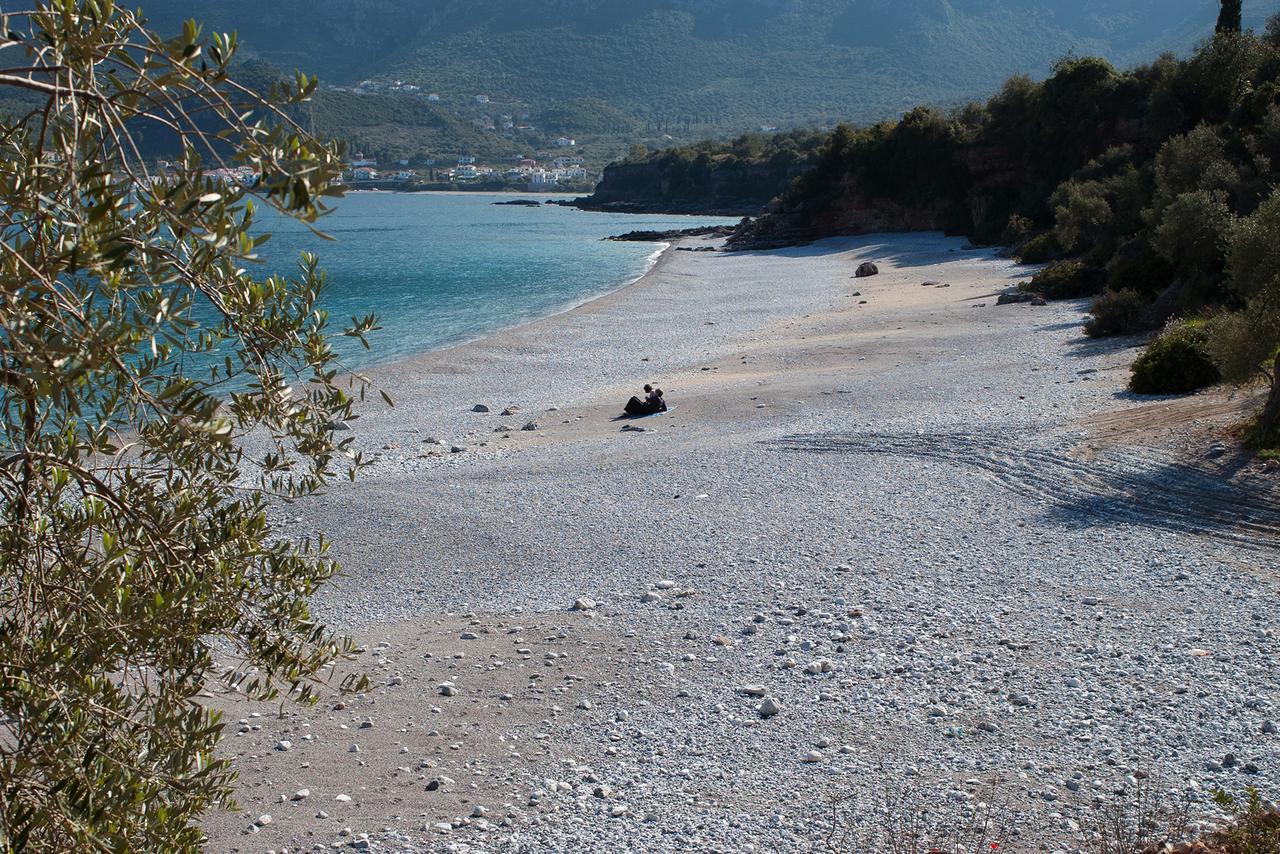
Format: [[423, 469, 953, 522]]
[[1030, 260, 1106, 299], [1085, 288, 1148, 337], [1017, 231, 1062, 263], [1129, 320, 1222, 394], [1002, 214, 1035, 245], [1106, 236, 1175, 295]]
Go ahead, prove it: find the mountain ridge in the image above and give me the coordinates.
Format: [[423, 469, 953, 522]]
[[127, 1, 1277, 164]]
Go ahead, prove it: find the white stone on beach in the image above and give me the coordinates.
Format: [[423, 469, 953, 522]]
[[572, 598, 597, 611], [292, 789, 310, 801]]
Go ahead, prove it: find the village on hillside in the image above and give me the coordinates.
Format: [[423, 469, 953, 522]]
[[341, 151, 590, 190]]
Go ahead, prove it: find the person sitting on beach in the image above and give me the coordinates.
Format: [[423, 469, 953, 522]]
[[624, 384, 662, 416], [653, 388, 668, 412]]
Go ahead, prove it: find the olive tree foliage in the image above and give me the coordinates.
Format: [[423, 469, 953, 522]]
[[0, 1, 380, 848], [1209, 188, 1280, 437]]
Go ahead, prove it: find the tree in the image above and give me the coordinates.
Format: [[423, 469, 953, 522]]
[[1216, 188, 1280, 438], [0, 1, 378, 848], [1217, 0, 1243, 35]]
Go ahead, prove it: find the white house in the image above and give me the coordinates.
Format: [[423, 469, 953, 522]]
[[529, 169, 558, 187], [554, 137, 576, 147]]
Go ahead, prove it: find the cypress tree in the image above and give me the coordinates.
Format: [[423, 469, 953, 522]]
[[1216, 0, 1242, 34]]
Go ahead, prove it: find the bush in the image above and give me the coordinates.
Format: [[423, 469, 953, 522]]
[[1129, 320, 1223, 394], [1106, 236, 1175, 295], [1030, 260, 1107, 299], [1002, 213, 1035, 245], [1085, 288, 1148, 337], [1017, 230, 1062, 263]]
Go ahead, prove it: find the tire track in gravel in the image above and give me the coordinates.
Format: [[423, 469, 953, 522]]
[[769, 431, 1280, 551]]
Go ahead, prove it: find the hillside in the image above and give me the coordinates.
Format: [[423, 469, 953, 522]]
[[132, 1, 1276, 161]]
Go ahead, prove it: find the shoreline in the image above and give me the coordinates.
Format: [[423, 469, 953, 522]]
[[345, 238, 678, 378]]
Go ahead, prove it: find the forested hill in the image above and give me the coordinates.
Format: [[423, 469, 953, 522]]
[[136, 1, 1273, 136]]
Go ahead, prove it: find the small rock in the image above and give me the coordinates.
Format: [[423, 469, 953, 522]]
[[758, 697, 782, 718], [572, 597, 597, 611], [275, 740, 292, 751], [292, 789, 310, 801], [522, 421, 540, 432], [438, 682, 457, 697], [334, 794, 352, 803], [425, 776, 456, 793], [471, 404, 491, 413], [855, 262, 879, 278]]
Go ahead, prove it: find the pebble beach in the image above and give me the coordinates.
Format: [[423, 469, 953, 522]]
[[203, 232, 1280, 853]]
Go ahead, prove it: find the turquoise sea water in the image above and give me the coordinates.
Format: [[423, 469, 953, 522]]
[[251, 192, 737, 368]]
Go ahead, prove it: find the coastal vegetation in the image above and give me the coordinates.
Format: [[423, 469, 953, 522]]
[[696, 11, 1280, 448], [0, 2, 373, 847], [574, 130, 827, 214]]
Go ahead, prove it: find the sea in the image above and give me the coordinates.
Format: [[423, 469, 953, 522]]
[[249, 192, 738, 368]]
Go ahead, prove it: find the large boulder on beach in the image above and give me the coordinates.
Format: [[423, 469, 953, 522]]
[[855, 262, 879, 278]]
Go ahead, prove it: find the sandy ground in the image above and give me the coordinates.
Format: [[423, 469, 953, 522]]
[[202, 234, 1279, 853]]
